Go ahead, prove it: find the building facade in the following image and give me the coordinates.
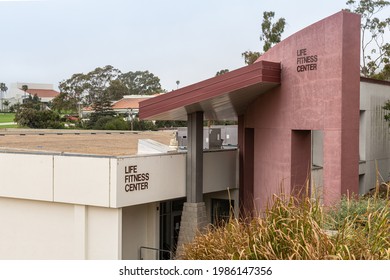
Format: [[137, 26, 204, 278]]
[[0, 11, 390, 260], [140, 11, 360, 212]]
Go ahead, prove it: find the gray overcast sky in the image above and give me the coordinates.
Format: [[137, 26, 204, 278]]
[[0, 0, 355, 91]]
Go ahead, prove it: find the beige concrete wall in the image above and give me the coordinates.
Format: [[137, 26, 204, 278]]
[[121, 203, 158, 260], [203, 150, 238, 194], [86, 206, 122, 259], [0, 153, 114, 207], [0, 197, 75, 259], [54, 156, 111, 207], [0, 196, 121, 260], [0, 153, 54, 201]]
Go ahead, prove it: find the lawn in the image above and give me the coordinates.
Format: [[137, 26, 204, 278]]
[[0, 113, 15, 123], [0, 124, 18, 128]]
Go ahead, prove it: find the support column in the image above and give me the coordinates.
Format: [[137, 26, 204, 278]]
[[176, 202, 207, 258], [186, 111, 204, 203], [176, 111, 207, 258]]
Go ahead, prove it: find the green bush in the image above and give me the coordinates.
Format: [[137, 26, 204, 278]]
[[104, 118, 129, 130], [91, 116, 129, 130], [92, 116, 115, 130], [132, 119, 157, 131], [15, 108, 63, 129], [327, 195, 389, 229]]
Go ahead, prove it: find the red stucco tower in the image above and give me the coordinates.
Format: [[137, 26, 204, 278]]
[[241, 11, 360, 210]]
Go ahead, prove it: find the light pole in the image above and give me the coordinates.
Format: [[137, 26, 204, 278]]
[[127, 109, 135, 130]]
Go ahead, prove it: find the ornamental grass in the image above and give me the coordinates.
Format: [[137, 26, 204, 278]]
[[181, 190, 390, 260]]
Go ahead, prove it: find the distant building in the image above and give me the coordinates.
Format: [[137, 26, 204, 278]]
[[7, 82, 60, 105], [81, 95, 157, 118], [111, 95, 157, 115]]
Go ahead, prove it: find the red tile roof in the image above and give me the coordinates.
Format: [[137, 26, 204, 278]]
[[82, 95, 158, 112], [25, 89, 60, 98], [112, 96, 151, 110]]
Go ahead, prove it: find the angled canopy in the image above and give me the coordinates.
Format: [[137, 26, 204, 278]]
[[139, 60, 281, 121]]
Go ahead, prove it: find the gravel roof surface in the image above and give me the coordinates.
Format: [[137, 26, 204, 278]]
[[0, 129, 176, 156]]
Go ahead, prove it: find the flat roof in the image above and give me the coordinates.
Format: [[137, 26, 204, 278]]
[[0, 130, 175, 156], [139, 60, 281, 121], [360, 76, 390, 86], [26, 89, 60, 98]]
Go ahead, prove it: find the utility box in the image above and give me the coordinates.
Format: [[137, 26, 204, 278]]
[[176, 126, 237, 150]]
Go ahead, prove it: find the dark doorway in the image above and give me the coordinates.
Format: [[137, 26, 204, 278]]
[[211, 198, 234, 226], [159, 198, 185, 259], [291, 130, 311, 197], [239, 127, 254, 215]]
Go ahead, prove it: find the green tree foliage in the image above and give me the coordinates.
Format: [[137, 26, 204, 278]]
[[2, 99, 10, 112], [118, 70, 163, 96], [241, 50, 261, 65], [91, 116, 129, 130], [242, 11, 286, 65], [260, 11, 286, 53], [383, 99, 390, 120], [51, 92, 78, 113], [86, 65, 121, 105], [22, 94, 41, 110], [87, 89, 115, 129], [0, 82, 8, 97], [15, 95, 62, 128], [58, 73, 90, 104], [215, 69, 230, 76], [59, 65, 120, 105], [155, 120, 187, 128], [21, 84, 28, 97], [374, 63, 390, 80], [132, 119, 158, 131], [106, 79, 128, 101], [103, 118, 129, 130], [346, 0, 390, 78], [0, 82, 8, 112], [59, 66, 164, 129], [15, 109, 63, 129], [59, 67, 163, 103]]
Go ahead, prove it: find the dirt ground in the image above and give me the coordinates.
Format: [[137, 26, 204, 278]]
[[0, 129, 176, 156]]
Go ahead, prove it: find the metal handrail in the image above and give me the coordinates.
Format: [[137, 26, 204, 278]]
[[139, 246, 173, 260]]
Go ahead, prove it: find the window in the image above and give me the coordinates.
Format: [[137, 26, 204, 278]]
[[211, 199, 234, 226]]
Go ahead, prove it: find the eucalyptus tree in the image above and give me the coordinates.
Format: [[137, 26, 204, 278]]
[[346, 0, 390, 78], [242, 11, 286, 65]]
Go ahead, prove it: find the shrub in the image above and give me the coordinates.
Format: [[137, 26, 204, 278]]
[[326, 194, 390, 259], [327, 194, 389, 229], [91, 116, 129, 130], [15, 108, 63, 129], [181, 194, 390, 260], [92, 116, 115, 130], [132, 119, 157, 131], [104, 118, 129, 130]]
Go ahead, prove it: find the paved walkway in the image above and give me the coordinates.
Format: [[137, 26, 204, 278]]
[[0, 122, 16, 126]]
